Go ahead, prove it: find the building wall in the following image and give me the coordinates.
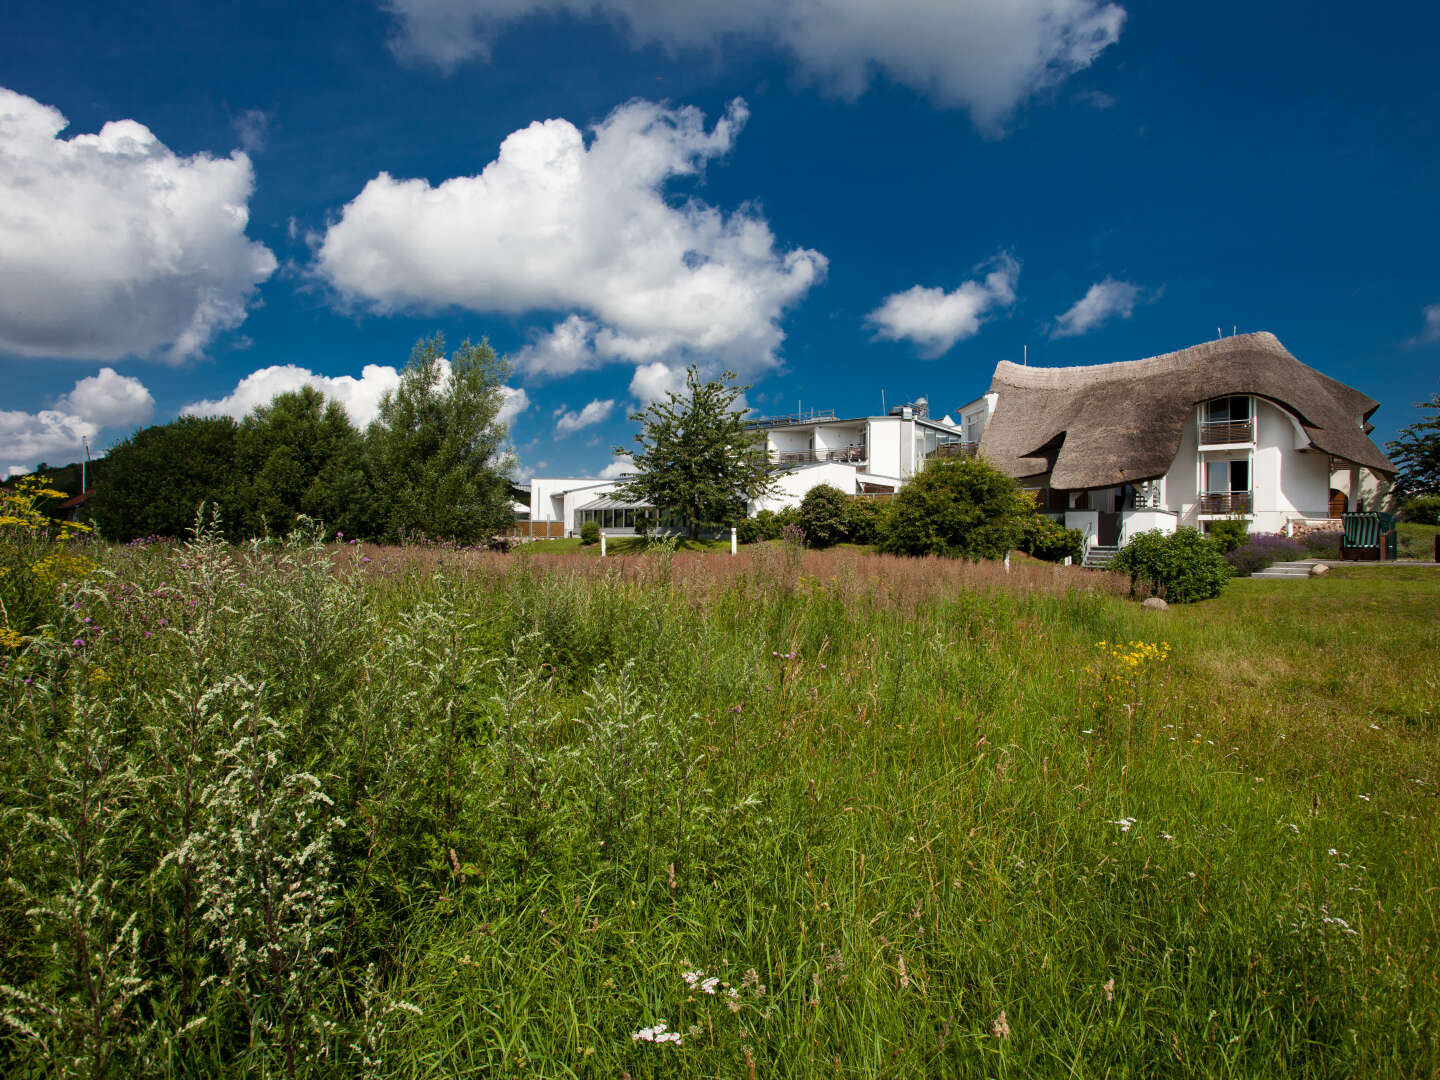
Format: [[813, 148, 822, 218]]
[[767, 428, 811, 454], [529, 477, 624, 534], [1255, 398, 1330, 531], [865, 418, 903, 477], [1163, 413, 1200, 519], [750, 462, 862, 514], [813, 423, 865, 452]]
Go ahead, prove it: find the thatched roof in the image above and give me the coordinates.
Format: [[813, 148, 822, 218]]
[[978, 332, 1393, 489]]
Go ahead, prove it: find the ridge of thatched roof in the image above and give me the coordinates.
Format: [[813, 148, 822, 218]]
[[978, 332, 1393, 489]]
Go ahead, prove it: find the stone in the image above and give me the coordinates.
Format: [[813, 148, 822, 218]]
[[1142, 597, 1169, 610], [1309, 562, 1330, 577]]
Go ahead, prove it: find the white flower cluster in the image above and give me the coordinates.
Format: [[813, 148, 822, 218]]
[[1110, 817, 1137, 833], [682, 969, 721, 995], [631, 1021, 682, 1045]]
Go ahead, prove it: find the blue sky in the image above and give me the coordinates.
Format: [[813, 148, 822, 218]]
[[2, 0, 1437, 479]]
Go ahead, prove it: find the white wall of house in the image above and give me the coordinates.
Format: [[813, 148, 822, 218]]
[[768, 428, 811, 455], [751, 462, 864, 514], [1119, 509, 1179, 545], [1255, 398, 1330, 531], [865, 417, 915, 477], [813, 423, 866, 452], [529, 477, 624, 535]]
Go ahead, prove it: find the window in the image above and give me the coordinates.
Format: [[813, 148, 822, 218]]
[[1206, 459, 1249, 492], [1206, 396, 1250, 422]]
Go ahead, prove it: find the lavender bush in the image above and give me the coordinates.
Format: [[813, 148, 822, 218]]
[[1226, 533, 1308, 576]]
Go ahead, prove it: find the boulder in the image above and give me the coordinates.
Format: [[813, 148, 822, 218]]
[[1141, 597, 1169, 611], [1309, 563, 1330, 577]]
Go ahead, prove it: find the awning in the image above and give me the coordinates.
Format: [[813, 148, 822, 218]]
[[576, 495, 653, 511]]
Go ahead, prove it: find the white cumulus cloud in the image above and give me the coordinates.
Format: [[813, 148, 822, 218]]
[[55, 367, 155, 429], [1406, 303, 1440, 346], [1050, 277, 1143, 338], [1, 367, 159, 476], [0, 86, 277, 363], [182, 364, 403, 427], [0, 410, 99, 478], [598, 454, 635, 479], [314, 98, 825, 379], [866, 254, 1020, 357], [554, 398, 615, 436], [385, 0, 1125, 134], [629, 362, 690, 404], [182, 361, 530, 431]]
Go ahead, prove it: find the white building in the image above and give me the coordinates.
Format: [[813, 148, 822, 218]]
[[526, 403, 970, 536], [970, 332, 1394, 550]]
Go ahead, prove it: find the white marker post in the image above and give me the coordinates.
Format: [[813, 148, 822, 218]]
[[600, 532, 606, 557], [1004, 551, 1010, 573], [731, 527, 737, 555]]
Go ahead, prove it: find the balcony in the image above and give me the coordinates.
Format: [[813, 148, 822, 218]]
[[1199, 491, 1253, 515], [769, 446, 866, 467], [1199, 419, 1254, 445], [927, 442, 979, 460]]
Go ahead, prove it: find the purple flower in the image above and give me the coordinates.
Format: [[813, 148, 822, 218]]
[[83, 617, 92, 624], [72, 638, 85, 648]]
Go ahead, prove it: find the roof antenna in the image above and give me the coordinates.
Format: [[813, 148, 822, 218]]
[[1232, 325, 1237, 337], [881, 389, 886, 416], [1023, 344, 1028, 366], [1217, 326, 1222, 340]]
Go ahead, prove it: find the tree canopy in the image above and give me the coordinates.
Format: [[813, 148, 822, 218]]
[[366, 335, 516, 543], [617, 367, 774, 539], [1387, 389, 1440, 495], [234, 387, 371, 539], [89, 416, 240, 541], [879, 456, 1032, 560]]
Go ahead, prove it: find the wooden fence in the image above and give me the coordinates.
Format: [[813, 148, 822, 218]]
[[501, 521, 567, 539]]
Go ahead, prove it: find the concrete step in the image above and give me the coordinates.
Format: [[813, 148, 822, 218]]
[[1251, 561, 1314, 579], [1083, 545, 1119, 569]]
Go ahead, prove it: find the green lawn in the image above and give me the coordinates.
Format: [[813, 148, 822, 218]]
[[1398, 521, 1439, 560]]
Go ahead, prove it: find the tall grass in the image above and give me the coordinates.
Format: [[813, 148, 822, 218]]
[[1, 528, 1436, 1077]]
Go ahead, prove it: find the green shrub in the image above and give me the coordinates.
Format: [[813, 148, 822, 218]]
[[752, 509, 782, 541], [797, 484, 850, 548], [1018, 513, 1083, 562], [580, 520, 600, 545], [845, 497, 893, 546], [1111, 528, 1232, 603], [879, 458, 1031, 560], [1206, 517, 1250, 553], [1401, 494, 1440, 524], [734, 516, 762, 544]]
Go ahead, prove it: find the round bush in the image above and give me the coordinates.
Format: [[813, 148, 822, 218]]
[[580, 520, 600, 545], [879, 458, 1030, 560], [1111, 528, 1232, 603], [797, 484, 851, 548]]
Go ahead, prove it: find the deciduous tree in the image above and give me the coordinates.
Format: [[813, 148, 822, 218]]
[[616, 367, 774, 539], [367, 335, 516, 543], [1387, 388, 1440, 495]]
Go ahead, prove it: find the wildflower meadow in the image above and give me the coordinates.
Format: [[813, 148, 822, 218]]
[[1, 511, 1437, 1077]]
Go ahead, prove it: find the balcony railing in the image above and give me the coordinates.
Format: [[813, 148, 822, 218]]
[[1200, 419, 1254, 444], [744, 408, 837, 429], [927, 442, 979, 460], [769, 446, 866, 467], [1199, 491, 1253, 515]]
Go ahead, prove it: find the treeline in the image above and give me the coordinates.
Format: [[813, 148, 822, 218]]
[[85, 336, 517, 544]]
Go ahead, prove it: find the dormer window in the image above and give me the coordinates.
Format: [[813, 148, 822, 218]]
[[1201, 396, 1254, 444]]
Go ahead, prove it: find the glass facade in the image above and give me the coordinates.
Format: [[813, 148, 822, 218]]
[[575, 506, 687, 531]]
